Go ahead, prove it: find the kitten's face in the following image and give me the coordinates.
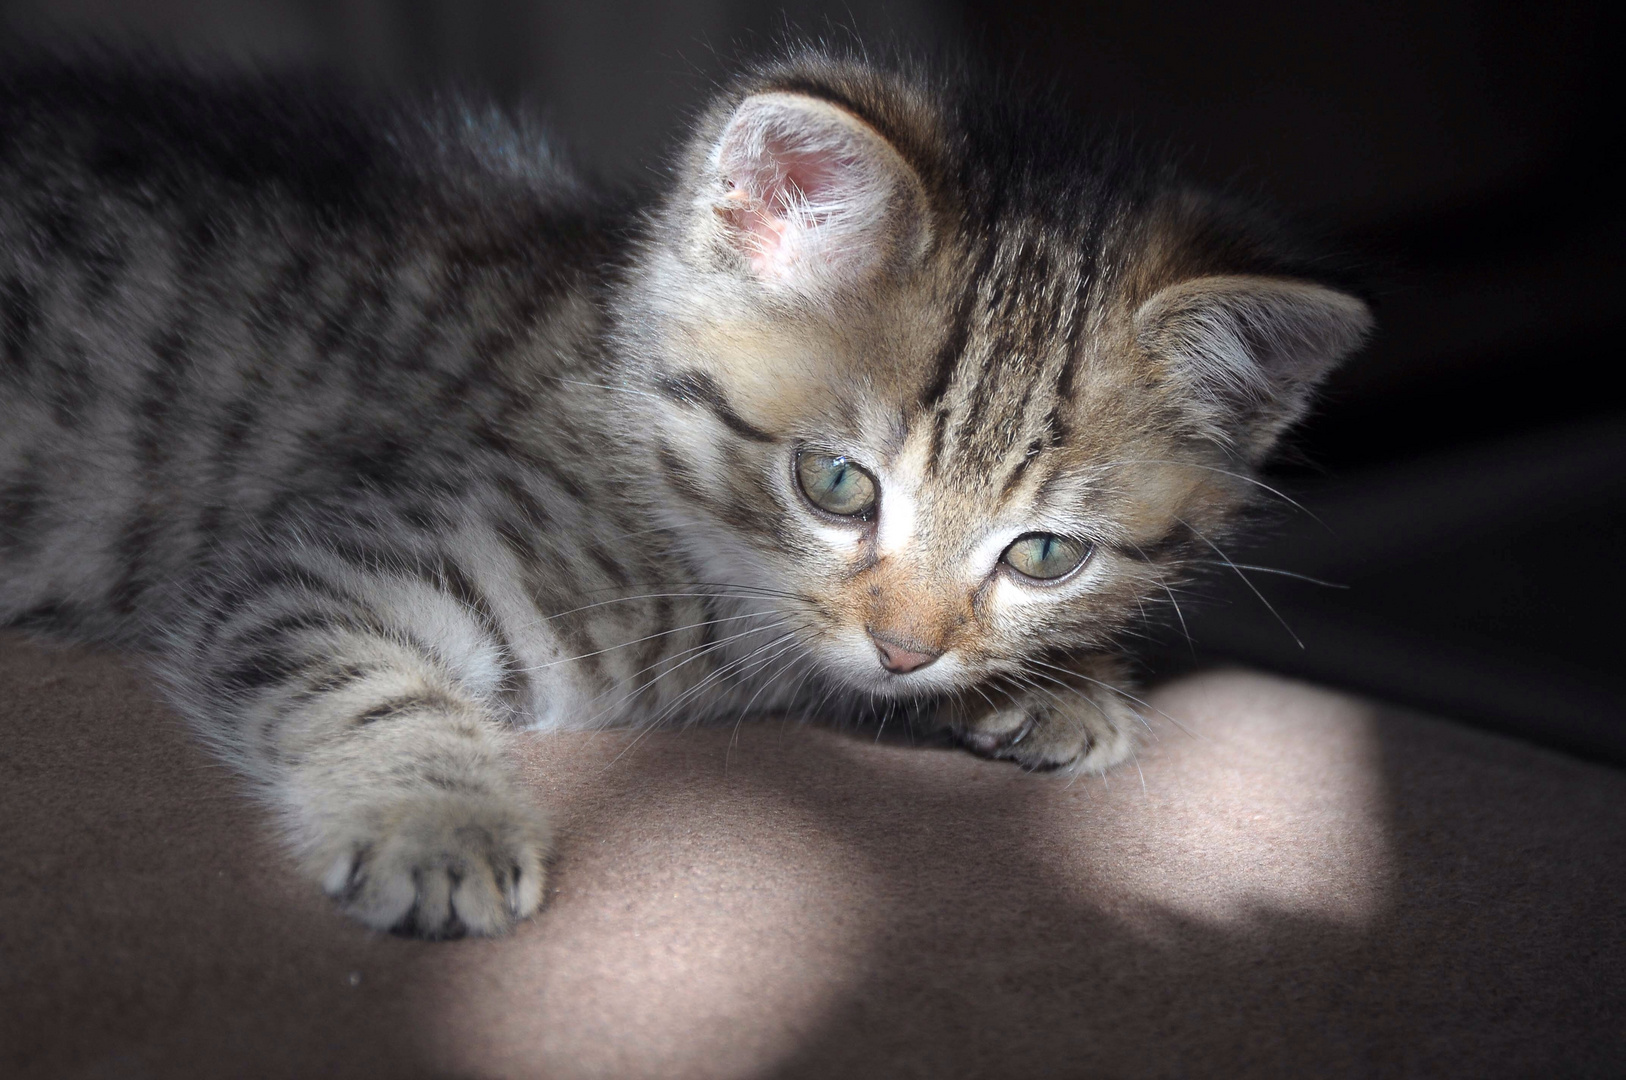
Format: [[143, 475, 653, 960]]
[[635, 259, 1213, 700], [622, 64, 1370, 700]]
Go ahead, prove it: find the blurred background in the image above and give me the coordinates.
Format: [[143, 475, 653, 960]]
[[3, 0, 1621, 763]]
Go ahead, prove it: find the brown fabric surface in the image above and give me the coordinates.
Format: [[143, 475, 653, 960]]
[[1, 632, 1621, 1079]]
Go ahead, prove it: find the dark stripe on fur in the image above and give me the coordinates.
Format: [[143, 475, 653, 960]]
[[197, 560, 377, 651], [357, 691, 460, 724], [44, 340, 99, 428], [473, 420, 590, 502], [999, 438, 1047, 499], [656, 441, 721, 511], [5, 597, 89, 631], [584, 543, 632, 587], [918, 238, 990, 415], [108, 509, 160, 616], [1056, 211, 1111, 404], [918, 185, 1007, 417], [655, 369, 775, 443], [216, 608, 386, 667], [926, 407, 949, 474], [435, 554, 529, 710], [1, 275, 40, 377], [289, 662, 377, 704], [0, 463, 45, 554], [217, 646, 311, 693], [720, 439, 798, 550]]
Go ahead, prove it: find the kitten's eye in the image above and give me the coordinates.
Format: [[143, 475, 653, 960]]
[[795, 451, 878, 519], [1003, 533, 1091, 582]]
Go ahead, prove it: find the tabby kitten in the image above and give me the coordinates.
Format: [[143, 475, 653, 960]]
[[0, 52, 1370, 938]]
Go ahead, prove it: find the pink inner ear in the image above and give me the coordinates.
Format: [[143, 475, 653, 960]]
[[720, 126, 862, 277]]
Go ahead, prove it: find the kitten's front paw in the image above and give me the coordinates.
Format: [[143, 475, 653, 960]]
[[953, 680, 1139, 774], [312, 791, 549, 939]]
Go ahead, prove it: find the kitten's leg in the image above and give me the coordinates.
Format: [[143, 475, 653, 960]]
[[942, 653, 1141, 773], [176, 544, 548, 938]]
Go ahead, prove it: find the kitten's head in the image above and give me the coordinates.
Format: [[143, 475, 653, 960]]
[[616, 52, 1371, 698]]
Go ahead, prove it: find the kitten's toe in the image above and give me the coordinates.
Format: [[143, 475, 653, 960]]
[[315, 791, 549, 938], [961, 692, 1140, 775], [958, 708, 1034, 756]]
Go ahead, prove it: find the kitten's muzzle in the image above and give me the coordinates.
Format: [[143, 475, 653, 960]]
[[868, 629, 941, 674]]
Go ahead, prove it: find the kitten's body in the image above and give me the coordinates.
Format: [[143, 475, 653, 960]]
[[0, 55, 1370, 937]]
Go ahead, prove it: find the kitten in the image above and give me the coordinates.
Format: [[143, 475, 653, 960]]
[[0, 51, 1371, 938]]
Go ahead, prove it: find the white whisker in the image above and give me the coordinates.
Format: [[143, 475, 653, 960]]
[[1094, 457, 1327, 529], [1022, 656, 1196, 739], [1191, 561, 1347, 588], [518, 609, 782, 672], [1175, 515, 1304, 649]]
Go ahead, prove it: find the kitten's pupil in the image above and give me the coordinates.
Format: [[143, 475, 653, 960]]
[[1003, 534, 1091, 581], [796, 451, 877, 518]]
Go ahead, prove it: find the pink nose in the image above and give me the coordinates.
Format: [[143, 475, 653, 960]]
[[870, 632, 941, 674]]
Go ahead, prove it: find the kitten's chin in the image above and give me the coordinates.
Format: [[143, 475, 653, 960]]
[[870, 672, 959, 701]]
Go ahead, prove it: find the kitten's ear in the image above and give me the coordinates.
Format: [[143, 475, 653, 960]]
[[708, 92, 928, 293], [1135, 275, 1373, 459]]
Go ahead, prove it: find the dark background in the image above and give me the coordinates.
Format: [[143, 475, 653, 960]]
[[3, 0, 1621, 763]]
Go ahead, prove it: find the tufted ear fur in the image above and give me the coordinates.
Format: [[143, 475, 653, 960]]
[[708, 92, 928, 294], [1135, 275, 1373, 460]]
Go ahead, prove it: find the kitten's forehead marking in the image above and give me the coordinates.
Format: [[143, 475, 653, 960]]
[[921, 216, 1105, 487], [874, 419, 1068, 573]]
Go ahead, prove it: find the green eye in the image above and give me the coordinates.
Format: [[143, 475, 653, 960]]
[[795, 451, 878, 518], [1003, 533, 1091, 581]]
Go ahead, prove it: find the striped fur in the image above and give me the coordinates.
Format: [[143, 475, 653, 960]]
[[0, 53, 1370, 938]]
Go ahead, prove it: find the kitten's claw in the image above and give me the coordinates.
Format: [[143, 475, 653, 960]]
[[951, 677, 1139, 774], [312, 791, 549, 938], [958, 708, 1035, 756]]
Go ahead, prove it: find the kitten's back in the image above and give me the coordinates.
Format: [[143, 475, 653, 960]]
[[0, 62, 628, 642]]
